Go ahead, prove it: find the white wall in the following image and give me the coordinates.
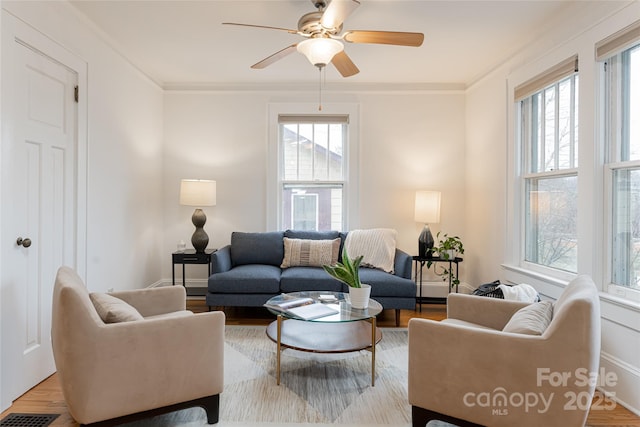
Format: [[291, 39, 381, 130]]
[[1, 1, 165, 292], [466, 1, 640, 415], [162, 89, 467, 282]]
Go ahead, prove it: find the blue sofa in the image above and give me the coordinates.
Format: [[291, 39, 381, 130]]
[[206, 230, 416, 325]]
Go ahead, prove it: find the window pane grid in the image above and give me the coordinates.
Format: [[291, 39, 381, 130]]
[[520, 70, 578, 273], [607, 42, 640, 291], [279, 120, 346, 231]]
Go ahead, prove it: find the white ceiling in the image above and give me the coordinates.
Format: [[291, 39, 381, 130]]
[[67, 0, 622, 88]]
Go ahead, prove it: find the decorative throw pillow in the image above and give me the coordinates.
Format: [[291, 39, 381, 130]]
[[344, 228, 397, 273], [502, 301, 553, 335], [281, 237, 341, 268], [90, 293, 144, 323]]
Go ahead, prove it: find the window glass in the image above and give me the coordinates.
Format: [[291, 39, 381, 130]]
[[525, 176, 578, 272]]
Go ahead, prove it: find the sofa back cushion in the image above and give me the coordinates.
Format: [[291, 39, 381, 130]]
[[231, 231, 284, 266], [284, 230, 341, 241]]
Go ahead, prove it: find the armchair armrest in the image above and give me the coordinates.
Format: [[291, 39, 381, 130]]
[[211, 245, 232, 273], [394, 249, 412, 279], [447, 293, 531, 330], [62, 311, 225, 424], [109, 285, 186, 317]]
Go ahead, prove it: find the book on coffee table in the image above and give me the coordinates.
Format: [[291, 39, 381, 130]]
[[264, 297, 339, 320], [265, 297, 314, 311], [286, 303, 339, 320]]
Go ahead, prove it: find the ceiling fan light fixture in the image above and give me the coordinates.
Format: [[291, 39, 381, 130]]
[[297, 37, 344, 67]]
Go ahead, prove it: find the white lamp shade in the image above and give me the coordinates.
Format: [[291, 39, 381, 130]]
[[297, 38, 344, 67], [180, 179, 216, 207], [414, 191, 441, 223]]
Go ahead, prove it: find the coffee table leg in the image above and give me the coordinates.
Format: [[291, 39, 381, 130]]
[[371, 317, 376, 387], [277, 314, 282, 386]]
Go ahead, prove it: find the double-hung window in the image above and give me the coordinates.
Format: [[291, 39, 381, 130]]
[[600, 21, 640, 297], [516, 56, 579, 273], [278, 115, 348, 231]]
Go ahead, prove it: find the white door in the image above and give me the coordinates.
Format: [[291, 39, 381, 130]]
[[1, 23, 78, 403]]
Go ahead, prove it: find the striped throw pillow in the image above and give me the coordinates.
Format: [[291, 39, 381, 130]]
[[280, 237, 341, 268]]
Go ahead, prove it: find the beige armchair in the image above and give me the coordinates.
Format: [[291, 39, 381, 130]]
[[408, 275, 601, 427], [52, 266, 225, 426]]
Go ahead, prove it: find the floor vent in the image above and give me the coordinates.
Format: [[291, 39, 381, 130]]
[[0, 413, 59, 427]]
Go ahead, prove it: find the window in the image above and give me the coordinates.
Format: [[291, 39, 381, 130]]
[[517, 57, 579, 273], [604, 41, 640, 293], [278, 115, 348, 231]]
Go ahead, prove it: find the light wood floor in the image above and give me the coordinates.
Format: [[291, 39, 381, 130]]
[[2, 301, 638, 426]]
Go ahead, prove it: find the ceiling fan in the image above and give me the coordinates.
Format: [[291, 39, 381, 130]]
[[223, 0, 424, 77]]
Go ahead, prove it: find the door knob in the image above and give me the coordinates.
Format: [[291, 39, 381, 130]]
[[16, 237, 32, 248]]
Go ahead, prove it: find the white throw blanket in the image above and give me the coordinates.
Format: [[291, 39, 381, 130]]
[[498, 283, 540, 302], [344, 228, 397, 273]]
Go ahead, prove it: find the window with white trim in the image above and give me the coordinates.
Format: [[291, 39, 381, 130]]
[[278, 115, 348, 231], [602, 29, 640, 295], [516, 57, 579, 273]]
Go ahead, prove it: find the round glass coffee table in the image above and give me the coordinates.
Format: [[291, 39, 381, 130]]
[[264, 291, 383, 386]]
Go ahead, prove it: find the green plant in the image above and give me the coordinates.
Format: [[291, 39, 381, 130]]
[[432, 232, 464, 289], [435, 232, 464, 260], [322, 247, 363, 288]]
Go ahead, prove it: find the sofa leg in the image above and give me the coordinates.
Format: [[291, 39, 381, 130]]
[[412, 406, 484, 427]]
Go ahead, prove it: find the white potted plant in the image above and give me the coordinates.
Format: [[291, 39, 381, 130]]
[[323, 248, 371, 309]]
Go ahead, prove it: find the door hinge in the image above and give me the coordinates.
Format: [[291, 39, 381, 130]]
[[74, 86, 79, 103]]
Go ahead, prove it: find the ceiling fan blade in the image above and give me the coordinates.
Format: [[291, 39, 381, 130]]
[[321, 0, 360, 30], [251, 44, 299, 69], [332, 50, 359, 77], [343, 30, 424, 47], [223, 22, 298, 34]]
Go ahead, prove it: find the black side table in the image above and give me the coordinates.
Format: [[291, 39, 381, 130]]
[[172, 249, 216, 291], [412, 255, 463, 310]]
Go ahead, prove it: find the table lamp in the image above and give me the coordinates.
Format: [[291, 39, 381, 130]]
[[180, 179, 216, 253], [415, 190, 441, 258]]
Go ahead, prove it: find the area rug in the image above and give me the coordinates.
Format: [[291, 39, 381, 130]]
[[124, 325, 453, 427]]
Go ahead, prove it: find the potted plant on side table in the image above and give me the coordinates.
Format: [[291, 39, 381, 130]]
[[323, 248, 371, 309], [432, 232, 464, 291]]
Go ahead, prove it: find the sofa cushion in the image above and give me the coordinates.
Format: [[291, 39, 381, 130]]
[[208, 264, 281, 294], [503, 301, 553, 335], [90, 293, 144, 323], [231, 231, 284, 267], [358, 268, 416, 298], [280, 267, 343, 292], [344, 228, 397, 273], [281, 237, 341, 268]]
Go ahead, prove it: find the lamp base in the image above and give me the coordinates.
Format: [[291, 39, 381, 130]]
[[418, 224, 434, 258], [191, 208, 209, 253]]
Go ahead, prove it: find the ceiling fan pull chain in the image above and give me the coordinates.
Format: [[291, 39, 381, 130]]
[[318, 66, 323, 111]]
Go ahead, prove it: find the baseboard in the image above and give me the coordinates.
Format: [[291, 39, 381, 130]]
[[599, 351, 640, 416]]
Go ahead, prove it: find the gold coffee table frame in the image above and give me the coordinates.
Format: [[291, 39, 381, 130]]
[[265, 291, 383, 386]]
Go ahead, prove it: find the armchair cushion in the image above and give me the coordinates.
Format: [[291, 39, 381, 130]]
[[503, 300, 553, 335], [90, 293, 144, 323]]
